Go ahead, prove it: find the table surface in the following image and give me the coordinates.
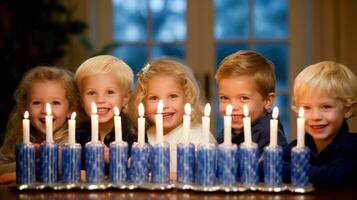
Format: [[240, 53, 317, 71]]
[[1, 184, 357, 200]]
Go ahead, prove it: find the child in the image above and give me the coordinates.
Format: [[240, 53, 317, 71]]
[[215, 50, 287, 154], [283, 61, 357, 188], [74, 55, 137, 173], [130, 58, 216, 174], [0, 66, 79, 183]]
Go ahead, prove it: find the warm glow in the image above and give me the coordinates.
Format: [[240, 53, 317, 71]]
[[46, 103, 52, 115], [272, 106, 279, 119], [114, 106, 120, 116], [157, 100, 163, 114], [139, 102, 145, 117], [226, 104, 232, 116], [243, 104, 249, 117], [204, 103, 211, 116], [298, 107, 304, 118], [91, 102, 97, 114], [184, 103, 191, 115], [24, 111, 29, 119], [70, 112, 76, 120]]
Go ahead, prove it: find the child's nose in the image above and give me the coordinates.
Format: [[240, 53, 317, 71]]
[[310, 108, 322, 120], [95, 93, 106, 103]]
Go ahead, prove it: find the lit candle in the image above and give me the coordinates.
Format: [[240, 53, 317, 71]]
[[243, 104, 252, 146], [114, 106, 122, 143], [68, 112, 76, 145], [202, 103, 211, 144], [155, 100, 164, 144], [91, 102, 99, 142], [270, 107, 279, 148], [45, 103, 53, 143], [223, 104, 232, 145], [183, 103, 191, 144], [23, 111, 30, 144], [297, 107, 305, 148], [138, 103, 145, 144]]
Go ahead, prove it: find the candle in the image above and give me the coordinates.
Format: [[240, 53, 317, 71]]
[[202, 103, 211, 144], [114, 106, 122, 143], [243, 104, 252, 145], [138, 103, 145, 144], [155, 100, 164, 144], [23, 111, 30, 144], [270, 106, 279, 148], [223, 104, 232, 145], [45, 103, 53, 143], [91, 102, 99, 142], [68, 112, 76, 145], [297, 107, 305, 148], [183, 103, 191, 144]]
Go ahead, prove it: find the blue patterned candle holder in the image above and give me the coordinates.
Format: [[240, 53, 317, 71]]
[[151, 142, 170, 184], [291, 146, 310, 187], [239, 143, 259, 187], [40, 142, 58, 184], [129, 142, 151, 184], [217, 143, 238, 186], [197, 143, 217, 186], [263, 145, 283, 186], [177, 143, 195, 184], [16, 143, 36, 184], [109, 141, 128, 184], [62, 143, 81, 184], [85, 141, 105, 184]]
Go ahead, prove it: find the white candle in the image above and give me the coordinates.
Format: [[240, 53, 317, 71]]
[[202, 103, 211, 144], [45, 103, 53, 143], [243, 104, 252, 146], [183, 103, 191, 144], [68, 112, 76, 145], [23, 111, 30, 144], [155, 100, 164, 144], [270, 106, 279, 148], [91, 102, 99, 142], [297, 107, 305, 148], [138, 103, 145, 144], [114, 106, 122, 143], [223, 104, 232, 145]]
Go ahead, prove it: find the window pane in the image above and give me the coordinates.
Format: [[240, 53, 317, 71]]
[[112, 0, 147, 41], [254, 43, 288, 89], [253, 0, 288, 38], [112, 45, 148, 76], [215, 44, 249, 66], [152, 44, 185, 59], [275, 94, 290, 141], [214, 0, 249, 39], [150, 0, 186, 42]]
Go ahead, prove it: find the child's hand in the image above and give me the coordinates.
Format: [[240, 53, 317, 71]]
[[0, 172, 16, 184], [80, 170, 86, 182], [104, 146, 109, 163], [170, 172, 176, 181]]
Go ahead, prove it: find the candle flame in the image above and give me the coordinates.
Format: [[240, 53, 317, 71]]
[[272, 106, 279, 119], [184, 103, 191, 115], [91, 102, 97, 114], [204, 103, 211, 116], [226, 104, 232, 116], [243, 104, 249, 117], [46, 103, 52, 115], [71, 112, 76, 120], [114, 106, 120, 116], [24, 111, 29, 119], [298, 107, 304, 118], [139, 102, 145, 117], [157, 100, 163, 114]]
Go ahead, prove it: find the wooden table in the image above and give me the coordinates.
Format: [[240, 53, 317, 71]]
[[1, 184, 356, 200]]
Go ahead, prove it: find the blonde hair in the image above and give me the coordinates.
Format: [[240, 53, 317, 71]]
[[292, 61, 357, 116], [75, 55, 133, 96], [0, 66, 79, 162], [215, 50, 276, 97], [129, 57, 203, 127]]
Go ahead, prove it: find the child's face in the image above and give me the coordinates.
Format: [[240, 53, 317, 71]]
[[145, 75, 185, 134], [27, 80, 69, 135], [218, 76, 273, 130], [81, 74, 128, 126], [298, 91, 353, 145]]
